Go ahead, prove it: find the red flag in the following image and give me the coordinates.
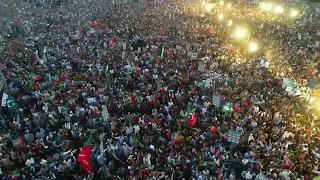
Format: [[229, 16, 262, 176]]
[[187, 113, 197, 127], [113, 62, 117, 72], [210, 127, 218, 133], [232, 104, 243, 113], [29, 73, 42, 82], [109, 38, 116, 47], [91, 21, 101, 28], [9, 44, 15, 56], [77, 135, 94, 173], [185, 103, 196, 127]]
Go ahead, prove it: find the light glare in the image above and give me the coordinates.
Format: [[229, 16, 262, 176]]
[[260, 2, 272, 11], [219, 14, 224, 21], [235, 28, 246, 39], [274, 6, 284, 14], [206, 5, 212, 11], [290, 9, 298, 17], [249, 42, 258, 52]]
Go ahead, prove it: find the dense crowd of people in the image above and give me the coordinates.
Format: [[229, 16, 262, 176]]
[[0, 0, 319, 179]]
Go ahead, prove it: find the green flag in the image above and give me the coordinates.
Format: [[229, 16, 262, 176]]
[[11, 171, 21, 178], [29, 79, 36, 91], [1, 93, 18, 110], [221, 103, 232, 112], [185, 103, 196, 126], [130, 62, 136, 75], [50, 91, 56, 101], [185, 103, 193, 122], [77, 135, 94, 173], [160, 45, 165, 59], [316, 51, 320, 59]]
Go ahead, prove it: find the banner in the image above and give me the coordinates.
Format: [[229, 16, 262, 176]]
[[1, 93, 18, 110]]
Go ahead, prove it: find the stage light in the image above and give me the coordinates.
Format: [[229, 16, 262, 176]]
[[265, 3, 272, 10], [290, 9, 298, 17], [206, 5, 212, 11], [274, 6, 284, 14], [248, 42, 258, 52], [228, 20, 233, 26], [260, 2, 272, 11], [219, 14, 224, 21], [235, 28, 247, 39]]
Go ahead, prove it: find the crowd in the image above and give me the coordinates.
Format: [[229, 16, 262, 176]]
[[0, 0, 319, 179]]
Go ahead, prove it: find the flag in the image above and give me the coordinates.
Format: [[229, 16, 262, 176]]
[[316, 51, 320, 59], [77, 135, 94, 173], [12, 137, 24, 148], [29, 80, 36, 91], [90, 21, 101, 28], [9, 44, 15, 56], [189, 84, 196, 95], [316, 30, 320, 37], [160, 45, 165, 59], [185, 103, 196, 127], [308, 79, 318, 89], [109, 38, 116, 47], [130, 62, 137, 75], [29, 72, 42, 82], [69, 80, 78, 86], [221, 103, 233, 112], [65, 63, 72, 70], [170, 74, 177, 81], [283, 153, 294, 167], [124, 91, 137, 101], [255, 172, 267, 180], [50, 91, 56, 101], [1, 93, 18, 110], [11, 171, 20, 180], [173, 134, 184, 143]]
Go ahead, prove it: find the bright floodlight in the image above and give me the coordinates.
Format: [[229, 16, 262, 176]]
[[248, 42, 258, 52], [206, 5, 212, 11], [226, 3, 232, 8], [265, 3, 272, 10], [259, 2, 267, 9], [290, 9, 298, 17], [228, 20, 233, 26], [219, 14, 224, 21], [219, 0, 224, 6], [260, 2, 272, 11], [202, 0, 206, 5], [235, 28, 247, 39], [274, 6, 284, 14]]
